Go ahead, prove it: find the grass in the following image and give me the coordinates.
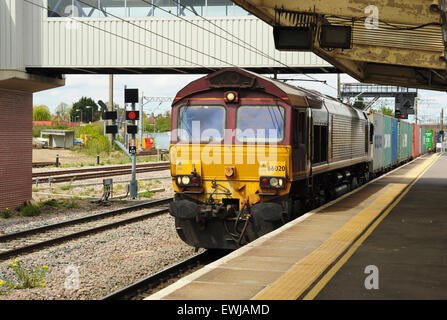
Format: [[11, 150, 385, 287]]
[[63, 200, 80, 209], [60, 177, 76, 191], [138, 190, 154, 198], [20, 204, 42, 217], [41, 199, 59, 208]]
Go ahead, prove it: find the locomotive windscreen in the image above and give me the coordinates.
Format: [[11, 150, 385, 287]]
[[236, 106, 285, 142], [178, 105, 225, 142]]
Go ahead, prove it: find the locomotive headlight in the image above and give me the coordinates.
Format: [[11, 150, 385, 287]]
[[270, 177, 279, 187], [181, 176, 190, 185], [177, 176, 182, 184], [278, 178, 284, 187], [224, 91, 238, 103]]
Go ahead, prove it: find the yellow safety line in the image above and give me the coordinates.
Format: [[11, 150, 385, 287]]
[[254, 153, 441, 300]]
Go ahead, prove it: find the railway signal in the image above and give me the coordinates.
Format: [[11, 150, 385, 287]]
[[100, 87, 140, 199]]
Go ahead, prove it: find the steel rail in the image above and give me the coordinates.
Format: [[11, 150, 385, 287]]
[[32, 162, 170, 178], [101, 250, 230, 300], [32, 164, 170, 184], [0, 198, 173, 260]]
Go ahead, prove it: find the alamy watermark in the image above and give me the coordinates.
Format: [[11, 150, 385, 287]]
[[64, 265, 80, 290], [365, 5, 379, 29], [364, 265, 379, 290]]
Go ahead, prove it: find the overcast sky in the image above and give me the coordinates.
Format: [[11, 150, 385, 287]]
[[33, 73, 447, 124]]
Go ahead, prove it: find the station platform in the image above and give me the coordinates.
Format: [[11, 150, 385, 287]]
[[147, 153, 446, 300]]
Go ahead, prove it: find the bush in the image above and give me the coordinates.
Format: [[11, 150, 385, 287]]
[[20, 204, 42, 217], [1, 208, 11, 219], [74, 123, 111, 156]]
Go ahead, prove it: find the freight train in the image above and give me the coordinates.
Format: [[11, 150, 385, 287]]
[[168, 68, 432, 250]]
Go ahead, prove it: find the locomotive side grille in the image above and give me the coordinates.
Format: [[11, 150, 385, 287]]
[[351, 119, 366, 158], [332, 115, 352, 162], [332, 116, 366, 162]]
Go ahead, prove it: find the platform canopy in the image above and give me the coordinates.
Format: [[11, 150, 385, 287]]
[[232, 0, 447, 91]]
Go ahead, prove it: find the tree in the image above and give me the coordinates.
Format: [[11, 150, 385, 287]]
[[70, 97, 99, 123], [33, 105, 51, 121], [154, 111, 171, 132], [55, 102, 70, 121], [143, 111, 171, 132], [376, 105, 394, 117], [352, 97, 366, 109]]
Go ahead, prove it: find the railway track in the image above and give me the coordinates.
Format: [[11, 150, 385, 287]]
[[0, 197, 173, 261], [101, 249, 230, 300], [32, 162, 170, 183]]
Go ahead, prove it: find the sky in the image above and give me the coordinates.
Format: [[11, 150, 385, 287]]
[[33, 73, 447, 124]]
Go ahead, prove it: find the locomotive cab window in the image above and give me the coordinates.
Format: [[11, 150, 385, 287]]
[[236, 106, 285, 143], [178, 105, 225, 142], [312, 124, 328, 164], [293, 110, 306, 145]]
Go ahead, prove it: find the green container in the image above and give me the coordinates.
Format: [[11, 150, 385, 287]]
[[426, 130, 433, 150]]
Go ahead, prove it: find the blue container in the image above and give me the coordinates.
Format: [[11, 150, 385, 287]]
[[391, 118, 398, 165]]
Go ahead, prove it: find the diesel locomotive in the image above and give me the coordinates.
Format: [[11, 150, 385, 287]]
[[168, 68, 375, 249]]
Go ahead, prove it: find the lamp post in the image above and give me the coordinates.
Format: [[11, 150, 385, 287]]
[[76, 108, 83, 123], [86, 106, 94, 123]]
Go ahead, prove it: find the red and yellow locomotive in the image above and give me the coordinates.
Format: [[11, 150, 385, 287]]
[[169, 68, 371, 249]]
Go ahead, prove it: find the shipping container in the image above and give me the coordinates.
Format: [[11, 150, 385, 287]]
[[398, 120, 412, 163], [426, 130, 435, 151], [369, 112, 384, 172], [412, 123, 420, 158], [409, 123, 413, 159], [421, 128, 427, 154], [391, 117, 398, 165], [383, 115, 392, 168], [419, 127, 423, 155]]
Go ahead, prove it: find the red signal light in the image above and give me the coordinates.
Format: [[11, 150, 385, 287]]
[[191, 176, 198, 184], [261, 178, 269, 186], [126, 111, 140, 120]]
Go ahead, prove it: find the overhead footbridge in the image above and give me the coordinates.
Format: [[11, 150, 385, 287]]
[[233, 0, 447, 91]]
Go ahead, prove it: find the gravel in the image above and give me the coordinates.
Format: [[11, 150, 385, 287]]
[[0, 213, 200, 300], [0, 172, 173, 235]]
